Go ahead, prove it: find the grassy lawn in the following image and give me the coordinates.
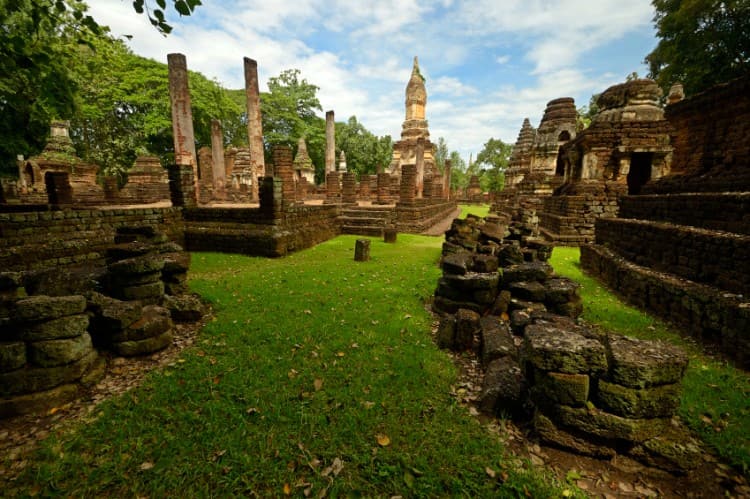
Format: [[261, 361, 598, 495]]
[[7, 235, 571, 497], [551, 247, 750, 475], [458, 204, 491, 219]]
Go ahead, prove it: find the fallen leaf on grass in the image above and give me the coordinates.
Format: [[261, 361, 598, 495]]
[[283, 483, 292, 495], [314, 378, 324, 391], [485, 467, 496, 478], [335, 352, 345, 358], [139, 461, 154, 471], [376, 434, 391, 447]]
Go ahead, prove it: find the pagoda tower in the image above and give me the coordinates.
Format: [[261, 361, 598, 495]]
[[389, 56, 435, 197]]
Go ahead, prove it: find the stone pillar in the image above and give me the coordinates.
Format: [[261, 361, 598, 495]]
[[444, 159, 452, 200], [415, 137, 425, 198], [325, 110, 335, 173], [432, 175, 444, 199], [167, 53, 198, 200], [210, 119, 226, 197], [325, 172, 341, 204], [400, 164, 417, 204], [168, 164, 197, 208], [273, 145, 295, 208], [259, 176, 282, 218], [360, 175, 371, 200], [377, 173, 390, 204], [244, 57, 267, 176], [354, 239, 371, 262], [368, 175, 378, 201], [197, 146, 213, 204], [423, 175, 433, 200], [342, 172, 357, 204]]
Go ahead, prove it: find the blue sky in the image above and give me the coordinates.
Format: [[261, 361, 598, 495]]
[[88, 0, 658, 160]]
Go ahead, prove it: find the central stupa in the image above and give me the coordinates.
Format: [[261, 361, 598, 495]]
[[389, 56, 435, 197]]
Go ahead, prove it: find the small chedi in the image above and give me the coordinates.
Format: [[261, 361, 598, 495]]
[[538, 79, 674, 245], [582, 73, 750, 366], [433, 215, 701, 474]]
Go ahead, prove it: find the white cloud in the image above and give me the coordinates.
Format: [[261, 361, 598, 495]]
[[496, 55, 510, 65]]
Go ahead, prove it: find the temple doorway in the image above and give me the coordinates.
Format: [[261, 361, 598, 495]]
[[627, 152, 653, 194]]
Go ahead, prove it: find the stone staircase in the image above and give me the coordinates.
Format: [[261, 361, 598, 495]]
[[339, 206, 394, 237]]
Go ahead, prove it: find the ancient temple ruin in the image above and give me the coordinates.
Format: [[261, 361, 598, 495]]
[[538, 79, 674, 244], [582, 73, 750, 366]]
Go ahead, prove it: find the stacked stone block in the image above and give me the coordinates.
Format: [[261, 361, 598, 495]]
[[432, 213, 697, 473], [376, 173, 391, 204], [399, 165, 417, 204], [342, 172, 357, 204], [168, 164, 197, 208], [273, 146, 296, 208], [0, 282, 103, 417], [325, 172, 341, 204]]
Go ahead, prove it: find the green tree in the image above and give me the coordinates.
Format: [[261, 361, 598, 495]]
[[335, 116, 393, 178], [475, 137, 510, 193], [576, 93, 600, 131], [260, 69, 325, 170], [69, 35, 242, 180], [645, 0, 750, 95], [0, 0, 90, 175], [448, 150, 467, 191], [433, 137, 449, 173]]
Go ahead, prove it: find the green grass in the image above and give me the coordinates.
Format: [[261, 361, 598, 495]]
[[551, 246, 750, 475], [458, 204, 491, 219], [7, 235, 575, 497]]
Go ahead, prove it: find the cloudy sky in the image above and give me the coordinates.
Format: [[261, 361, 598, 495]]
[[87, 0, 657, 159]]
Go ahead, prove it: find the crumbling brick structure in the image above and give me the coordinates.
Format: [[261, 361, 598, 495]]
[[581, 73, 750, 367]]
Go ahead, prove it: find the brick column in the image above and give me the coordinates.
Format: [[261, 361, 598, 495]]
[[325, 110, 335, 173], [359, 175, 371, 199], [210, 119, 226, 198], [432, 175, 444, 199], [244, 57, 267, 176], [325, 172, 341, 204], [342, 172, 357, 204], [168, 164, 197, 208], [423, 175, 433, 200], [415, 137, 425, 198], [167, 53, 198, 201], [444, 159, 452, 200], [259, 176, 282, 218], [377, 173, 390, 204], [400, 164, 417, 204], [273, 145, 296, 208]]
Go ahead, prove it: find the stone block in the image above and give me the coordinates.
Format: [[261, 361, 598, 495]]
[[533, 410, 616, 458], [596, 379, 681, 418], [498, 244, 524, 266], [442, 251, 471, 275], [354, 239, 370, 262], [606, 335, 688, 388], [554, 404, 669, 443], [165, 281, 190, 296], [472, 255, 499, 273], [106, 242, 153, 261], [14, 295, 86, 323], [532, 370, 590, 407], [524, 324, 607, 375], [472, 288, 498, 306], [455, 308, 480, 351], [0, 342, 26, 372], [162, 294, 204, 323], [479, 316, 515, 366], [18, 314, 89, 341], [108, 255, 165, 277], [508, 298, 546, 313], [509, 281, 547, 302], [121, 281, 165, 303], [114, 329, 173, 357], [0, 272, 23, 292], [436, 315, 456, 350], [87, 293, 142, 333], [28, 333, 93, 367], [629, 425, 703, 474], [501, 262, 554, 286], [443, 272, 500, 292], [489, 290, 511, 317], [162, 251, 191, 274], [509, 309, 532, 334], [110, 270, 162, 287], [0, 350, 98, 396], [111, 305, 172, 343], [478, 356, 526, 416], [432, 296, 482, 315], [0, 383, 78, 418], [544, 278, 580, 304], [383, 228, 397, 243], [550, 297, 583, 318]]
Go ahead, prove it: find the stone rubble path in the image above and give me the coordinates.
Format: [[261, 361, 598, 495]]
[[422, 207, 462, 236]]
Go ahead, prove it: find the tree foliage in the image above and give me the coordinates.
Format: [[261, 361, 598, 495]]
[[335, 116, 392, 179], [475, 137, 511, 193], [645, 0, 750, 95], [433, 137, 449, 174], [448, 150, 467, 191]]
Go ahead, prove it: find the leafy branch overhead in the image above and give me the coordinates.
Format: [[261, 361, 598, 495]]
[[132, 0, 203, 35]]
